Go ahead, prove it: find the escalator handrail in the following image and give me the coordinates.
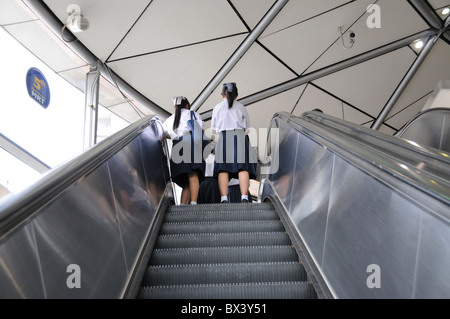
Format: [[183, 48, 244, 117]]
[[266, 111, 450, 207], [395, 107, 450, 137], [0, 115, 164, 238], [301, 111, 450, 164]]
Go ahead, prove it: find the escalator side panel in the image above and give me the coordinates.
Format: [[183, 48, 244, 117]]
[[0, 223, 45, 298], [32, 162, 127, 299], [262, 112, 450, 299], [0, 120, 171, 298]]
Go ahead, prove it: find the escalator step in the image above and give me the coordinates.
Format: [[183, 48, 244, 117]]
[[155, 232, 291, 249], [159, 220, 285, 235], [138, 281, 316, 299], [149, 245, 298, 265], [143, 262, 307, 286], [167, 202, 274, 213], [164, 209, 278, 223]]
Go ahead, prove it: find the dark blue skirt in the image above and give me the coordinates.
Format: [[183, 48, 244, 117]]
[[214, 130, 257, 180], [170, 134, 205, 188]]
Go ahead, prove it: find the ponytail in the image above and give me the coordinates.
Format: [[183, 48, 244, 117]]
[[222, 83, 238, 109], [172, 96, 190, 130]]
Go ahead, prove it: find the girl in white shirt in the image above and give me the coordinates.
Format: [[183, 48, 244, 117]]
[[211, 83, 257, 203], [163, 96, 205, 205]]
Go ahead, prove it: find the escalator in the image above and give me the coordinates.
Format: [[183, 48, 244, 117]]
[[138, 202, 316, 299], [0, 111, 449, 299]]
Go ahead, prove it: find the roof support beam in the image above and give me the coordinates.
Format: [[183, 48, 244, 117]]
[[408, 0, 444, 30], [22, 0, 170, 119], [408, 0, 450, 44], [443, 15, 450, 44], [370, 1, 450, 130], [190, 0, 289, 112], [371, 33, 439, 130], [0, 133, 50, 174], [200, 30, 435, 121]]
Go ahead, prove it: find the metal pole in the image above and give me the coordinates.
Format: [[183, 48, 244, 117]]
[[408, 0, 443, 29], [83, 61, 101, 149], [371, 34, 438, 130], [0, 133, 50, 173], [199, 30, 435, 121], [190, 0, 289, 112], [444, 16, 450, 43]]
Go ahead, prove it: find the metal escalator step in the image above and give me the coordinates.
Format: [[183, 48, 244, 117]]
[[155, 232, 291, 249], [164, 209, 278, 223], [149, 245, 298, 265], [138, 281, 316, 299], [159, 220, 285, 235], [167, 202, 275, 213], [143, 262, 307, 286]]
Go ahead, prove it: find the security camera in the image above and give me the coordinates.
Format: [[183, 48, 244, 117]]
[[67, 15, 89, 32], [348, 31, 356, 40], [66, 4, 89, 33], [338, 26, 355, 49]]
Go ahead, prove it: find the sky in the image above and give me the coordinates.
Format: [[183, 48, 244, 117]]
[[0, 26, 125, 195]]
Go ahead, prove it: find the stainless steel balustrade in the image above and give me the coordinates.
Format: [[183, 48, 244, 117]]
[[259, 111, 450, 298], [396, 108, 450, 153], [0, 116, 173, 298], [2, 108, 450, 299]]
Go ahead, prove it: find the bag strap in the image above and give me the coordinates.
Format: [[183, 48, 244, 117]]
[[190, 111, 196, 121]]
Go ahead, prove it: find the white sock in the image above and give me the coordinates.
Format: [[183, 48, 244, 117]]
[[190, 201, 197, 205], [241, 195, 248, 201], [221, 196, 228, 202]]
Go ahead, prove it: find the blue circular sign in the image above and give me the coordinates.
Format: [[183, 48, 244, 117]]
[[26, 67, 51, 109]]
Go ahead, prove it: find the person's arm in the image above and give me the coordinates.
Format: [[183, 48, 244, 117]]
[[242, 105, 251, 134], [211, 107, 217, 135], [161, 118, 172, 140]]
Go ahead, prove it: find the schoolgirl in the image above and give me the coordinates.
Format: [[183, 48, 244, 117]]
[[211, 82, 257, 203], [162, 96, 205, 205]]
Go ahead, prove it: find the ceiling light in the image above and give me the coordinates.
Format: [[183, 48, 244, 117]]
[[415, 40, 424, 49], [442, 7, 450, 15]]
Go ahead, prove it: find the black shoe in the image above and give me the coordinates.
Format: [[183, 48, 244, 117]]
[[241, 199, 249, 203], [221, 200, 228, 204]]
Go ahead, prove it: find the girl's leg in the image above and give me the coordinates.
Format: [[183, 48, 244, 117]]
[[238, 170, 250, 201], [188, 171, 200, 204], [218, 172, 229, 202], [238, 171, 249, 195], [180, 186, 190, 204]]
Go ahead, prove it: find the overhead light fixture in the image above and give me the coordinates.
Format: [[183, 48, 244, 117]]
[[410, 39, 426, 53], [66, 4, 89, 33], [415, 40, 424, 49], [442, 7, 450, 15]]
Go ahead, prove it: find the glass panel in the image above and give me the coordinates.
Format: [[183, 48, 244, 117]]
[[0, 27, 84, 168], [0, 148, 40, 199]]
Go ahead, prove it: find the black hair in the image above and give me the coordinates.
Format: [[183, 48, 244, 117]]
[[222, 83, 238, 109], [173, 97, 190, 130]]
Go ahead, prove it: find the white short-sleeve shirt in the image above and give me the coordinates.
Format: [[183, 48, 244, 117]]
[[211, 99, 250, 133], [162, 108, 204, 139]]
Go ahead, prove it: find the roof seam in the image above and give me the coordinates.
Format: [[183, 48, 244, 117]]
[[106, 32, 249, 63], [227, 0, 251, 32], [105, 0, 154, 63]]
